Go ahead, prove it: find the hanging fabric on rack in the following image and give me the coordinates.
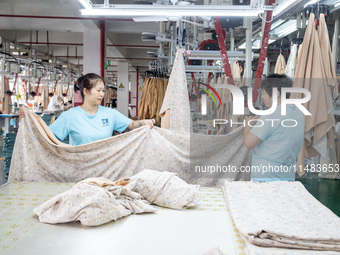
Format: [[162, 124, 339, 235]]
[[285, 44, 298, 78], [155, 78, 167, 126], [232, 61, 242, 88], [160, 49, 191, 132], [2, 77, 12, 114], [318, 14, 338, 97], [293, 13, 339, 178], [317, 13, 339, 179], [138, 75, 167, 126], [274, 53, 286, 74], [43, 84, 49, 110]]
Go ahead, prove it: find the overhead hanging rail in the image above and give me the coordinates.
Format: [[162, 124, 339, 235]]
[[78, 1, 274, 17]]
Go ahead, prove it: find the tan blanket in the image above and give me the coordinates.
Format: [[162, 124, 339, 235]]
[[222, 181, 340, 254], [34, 179, 156, 226], [9, 109, 251, 186], [127, 169, 200, 210]]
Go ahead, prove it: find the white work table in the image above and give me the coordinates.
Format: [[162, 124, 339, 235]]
[[0, 182, 245, 255]]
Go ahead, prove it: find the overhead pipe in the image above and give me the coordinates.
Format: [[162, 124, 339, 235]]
[[245, 17, 252, 86], [106, 57, 157, 61], [136, 67, 139, 117], [0, 14, 132, 21], [18, 42, 158, 49], [159, 21, 165, 61], [100, 20, 105, 78], [332, 16, 339, 70], [1, 34, 79, 70], [28, 30, 32, 58]]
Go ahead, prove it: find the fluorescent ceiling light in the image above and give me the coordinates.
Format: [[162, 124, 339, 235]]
[[335, 0, 340, 7], [269, 39, 277, 44], [278, 23, 297, 37], [133, 17, 168, 22], [80, 5, 264, 17], [238, 41, 261, 50], [271, 19, 285, 30], [273, 0, 295, 17], [78, 0, 92, 9]]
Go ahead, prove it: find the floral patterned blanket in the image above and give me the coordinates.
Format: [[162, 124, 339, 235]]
[[9, 109, 251, 186]]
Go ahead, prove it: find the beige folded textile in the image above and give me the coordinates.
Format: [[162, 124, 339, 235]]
[[127, 169, 200, 210], [222, 181, 340, 254], [72, 177, 129, 190], [34, 180, 156, 226]]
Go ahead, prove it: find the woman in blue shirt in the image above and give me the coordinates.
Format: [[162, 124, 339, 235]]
[[19, 73, 154, 146]]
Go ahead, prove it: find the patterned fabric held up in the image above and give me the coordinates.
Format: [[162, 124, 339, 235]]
[[127, 169, 200, 210], [160, 49, 191, 132], [222, 181, 340, 254], [34, 180, 156, 226], [9, 109, 252, 186]]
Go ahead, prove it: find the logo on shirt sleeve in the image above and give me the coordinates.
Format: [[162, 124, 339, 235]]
[[102, 118, 109, 127]]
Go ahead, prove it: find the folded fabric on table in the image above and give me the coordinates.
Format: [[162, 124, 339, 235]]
[[222, 181, 340, 254], [127, 169, 200, 210], [34, 177, 156, 226]]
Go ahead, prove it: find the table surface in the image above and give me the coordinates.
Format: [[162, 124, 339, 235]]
[[0, 182, 246, 255]]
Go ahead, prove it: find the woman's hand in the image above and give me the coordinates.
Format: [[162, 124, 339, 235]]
[[140, 119, 155, 129], [129, 119, 155, 130], [18, 106, 26, 122]]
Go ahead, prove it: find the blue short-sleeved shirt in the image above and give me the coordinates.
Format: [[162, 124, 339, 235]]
[[49, 105, 132, 146], [250, 104, 304, 182]]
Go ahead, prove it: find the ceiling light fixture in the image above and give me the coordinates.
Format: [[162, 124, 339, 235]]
[[278, 23, 297, 37], [334, 0, 340, 7], [80, 5, 264, 17], [271, 19, 285, 30]]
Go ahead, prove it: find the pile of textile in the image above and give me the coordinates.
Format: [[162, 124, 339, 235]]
[[222, 181, 340, 254], [34, 170, 200, 226]]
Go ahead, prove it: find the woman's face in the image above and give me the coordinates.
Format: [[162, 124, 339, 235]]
[[84, 80, 105, 105], [261, 89, 272, 108]]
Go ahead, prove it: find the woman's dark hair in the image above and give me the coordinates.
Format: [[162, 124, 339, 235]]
[[261, 73, 293, 99], [74, 73, 105, 99]]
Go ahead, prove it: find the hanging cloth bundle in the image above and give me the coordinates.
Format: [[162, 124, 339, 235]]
[[62, 84, 69, 97], [30, 77, 41, 97], [5, 74, 18, 96], [49, 80, 58, 97], [274, 53, 287, 74], [22, 79, 26, 93]]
